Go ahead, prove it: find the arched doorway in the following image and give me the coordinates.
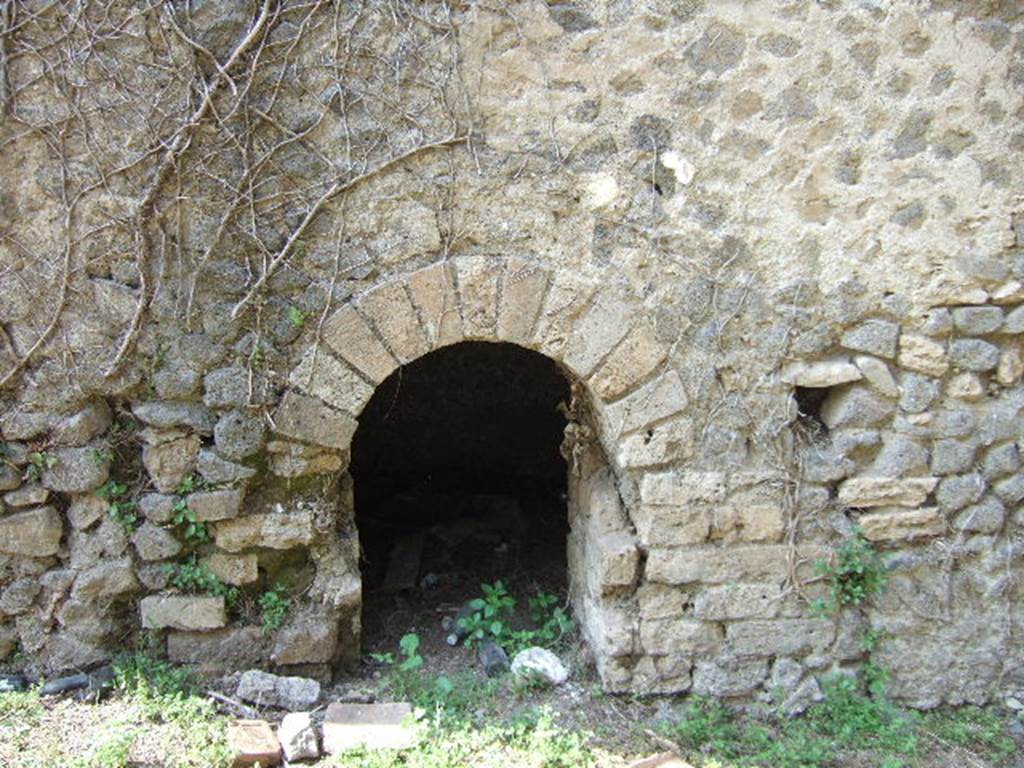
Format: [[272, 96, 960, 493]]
[[350, 341, 574, 657]]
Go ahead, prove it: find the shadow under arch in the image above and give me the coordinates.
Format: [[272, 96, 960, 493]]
[[350, 340, 581, 657]]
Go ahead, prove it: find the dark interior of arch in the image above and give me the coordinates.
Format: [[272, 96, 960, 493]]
[[351, 341, 572, 651]]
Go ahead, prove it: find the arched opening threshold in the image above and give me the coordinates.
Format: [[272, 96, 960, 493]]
[[351, 341, 574, 659]]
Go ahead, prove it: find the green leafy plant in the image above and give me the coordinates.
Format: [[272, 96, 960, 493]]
[[457, 580, 516, 648], [98, 480, 139, 532], [813, 530, 886, 616], [397, 633, 424, 672], [24, 451, 57, 482], [258, 581, 291, 632], [164, 556, 239, 606], [88, 447, 113, 466], [174, 474, 202, 495], [171, 498, 209, 543], [287, 305, 306, 328]]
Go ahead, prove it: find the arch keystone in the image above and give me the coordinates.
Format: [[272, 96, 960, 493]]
[[453, 256, 502, 338], [497, 258, 549, 345]]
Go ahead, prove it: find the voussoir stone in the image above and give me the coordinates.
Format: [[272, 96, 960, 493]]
[[141, 594, 226, 630], [272, 391, 357, 451], [837, 476, 937, 508]]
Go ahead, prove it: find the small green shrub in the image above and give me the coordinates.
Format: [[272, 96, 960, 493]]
[[258, 581, 291, 632], [457, 580, 516, 648], [288, 305, 307, 328], [98, 480, 139, 532], [813, 530, 886, 616]]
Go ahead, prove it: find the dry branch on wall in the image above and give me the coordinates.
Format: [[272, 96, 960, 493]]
[[0, 0, 469, 392]]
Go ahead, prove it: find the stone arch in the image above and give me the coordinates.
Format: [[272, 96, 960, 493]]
[[269, 255, 691, 685]]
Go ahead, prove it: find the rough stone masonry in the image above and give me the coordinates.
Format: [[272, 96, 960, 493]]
[[0, 0, 1022, 709]]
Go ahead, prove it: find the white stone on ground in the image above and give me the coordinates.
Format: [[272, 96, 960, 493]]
[[510, 647, 568, 686], [278, 711, 319, 762]]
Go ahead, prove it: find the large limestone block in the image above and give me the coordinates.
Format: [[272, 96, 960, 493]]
[[273, 391, 357, 450], [321, 305, 398, 383], [272, 613, 339, 665], [837, 476, 938, 508], [590, 531, 640, 592], [288, 349, 373, 416], [646, 544, 827, 585], [497, 258, 548, 344], [691, 659, 768, 697], [726, 619, 834, 657], [0, 506, 63, 556], [140, 594, 226, 630], [357, 280, 428, 363], [858, 507, 946, 541], [214, 509, 315, 552], [692, 583, 781, 620], [639, 618, 722, 656], [202, 552, 258, 585], [407, 261, 462, 349], [237, 670, 321, 710]]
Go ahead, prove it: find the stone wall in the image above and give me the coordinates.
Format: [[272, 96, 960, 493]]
[[0, 1, 1022, 708]]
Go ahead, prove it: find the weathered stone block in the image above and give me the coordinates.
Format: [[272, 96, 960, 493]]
[[853, 355, 898, 397], [72, 558, 138, 600], [141, 595, 226, 630], [639, 617, 722, 656], [453, 256, 502, 340], [168, 627, 270, 669], [227, 719, 282, 768], [203, 366, 271, 408], [4, 485, 48, 507], [840, 320, 900, 358], [321, 305, 398, 383], [820, 385, 895, 429], [637, 584, 689, 621], [214, 509, 315, 552], [646, 544, 827, 585], [237, 670, 321, 710], [780, 359, 861, 388], [564, 295, 634, 378], [1004, 304, 1024, 334], [289, 349, 373, 416], [279, 712, 319, 763], [407, 261, 463, 350], [202, 552, 258, 585], [931, 439, 977, 475], [617, 417, 695, 468], [837, 476, 937, 508], [591, 531, 640, 591], [187, 489, 244, 522], [590, 322, 667, 401], [949, 339, 1000, 371], [143, 435, 200, 493], [996, 347, 1023, 386], [951, 306, 1003, 334], [955, 496, 1005, 533], [692, 583, 781, 620], [131, 522, 182, 561], [67, 494, 106, 529], [358, 281, 428, 363], [947, 372, 985, 401], [496, 259, 548, 345], [131, 401, 216, 434], [935, 473, 986, 512], [214, 411, 265, 461], [42, 446, 110, 493], [273, 615, 339, 665], [273, 391, 357, 451], [858, 507, 946, 541], [0, 506, 63, 557], [51, 400, 112, 447], [994, 474, 1024, 504], [691, 659, 768, 697], [710, 503, 785, 543], [197, 449, 256, 484], [898, 334, 948, 377], [139, 493, 177, 524], [726, 619, 834, 657]]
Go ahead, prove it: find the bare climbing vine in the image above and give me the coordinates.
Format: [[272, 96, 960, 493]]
[[0, 0, 472, 397]]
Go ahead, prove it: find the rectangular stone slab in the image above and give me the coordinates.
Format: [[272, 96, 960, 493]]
[[322, 702, 419, 753]]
